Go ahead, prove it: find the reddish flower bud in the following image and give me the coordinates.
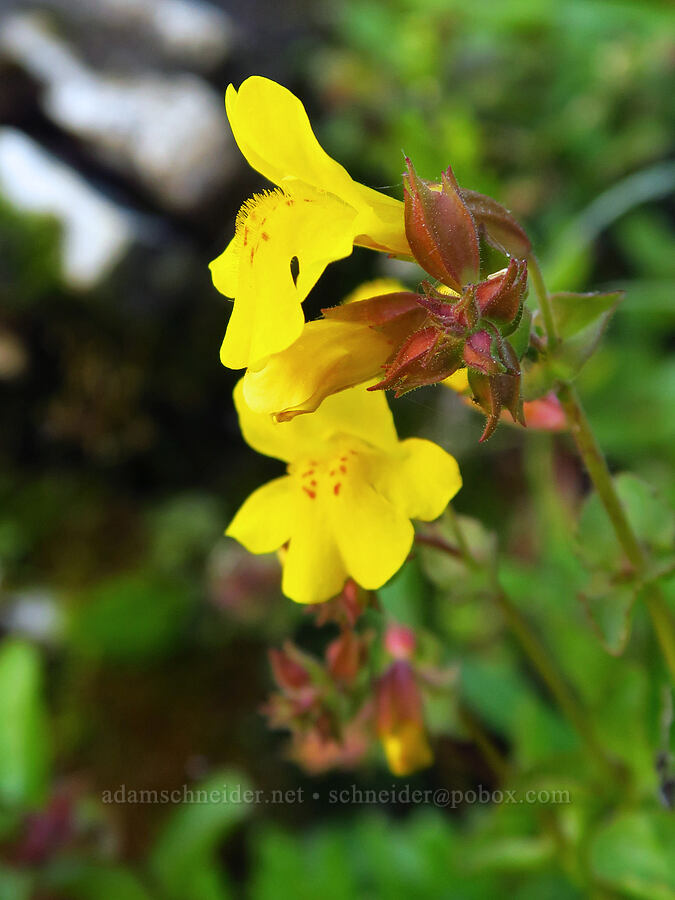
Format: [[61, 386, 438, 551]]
[[312, 578, 371, 628], [371, 327, 464, 396], [326, 629, 364, 683], [376, 661, 432, 776], [384, 623, 416, 660], [269, 643, 311, 693], [462, 330, 504, 375], [475, 258, 528, 327], [469, 352, 525, 443], [460, 189, 532, 259], [322, 292, 422, 326], [522, 393, 566, 431], [403, 159, 480, 292]]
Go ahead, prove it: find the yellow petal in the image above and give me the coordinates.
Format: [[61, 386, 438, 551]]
[[328, 465, 414, 590], [282, 490, 348, 604], [442, 369, 470, 394], [376, 438, 462, 521], [234, 380, 399, 463], [225, 77, 408, 255], [242, 320, 391, 421], [213, 187, 358, 369], [209, 233, 239, 298], [342, 278, 405, 305], [226, 476, 293, 553], [381, 722, 433, 776]]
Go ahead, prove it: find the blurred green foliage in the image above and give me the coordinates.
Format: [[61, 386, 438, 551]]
[[1, 0, 674, 896]]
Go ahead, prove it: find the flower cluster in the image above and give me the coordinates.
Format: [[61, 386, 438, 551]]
[[211, 76, 553, 774], [213, 76, 548, 608], [263, 589, 449, 776]]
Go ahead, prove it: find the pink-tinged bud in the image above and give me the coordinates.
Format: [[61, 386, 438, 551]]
[[460, 189, 532, 259], [326, 630, 364, 683], [376, 661, 433, 776], [269, 643, 311, 693], [384, 624, 416, 660], [475, 258, 528, 327], [312, 579, 372, 627], [523, 393, 566, 431], [404, 159, 480, 292], [290, 708, 372, 774], [469, 354, 525, 443], [462, 330, 504, 375]]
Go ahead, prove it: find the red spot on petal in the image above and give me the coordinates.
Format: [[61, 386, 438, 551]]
[[243, 226, 249, 246], [339, 465, 347, 474], [310, 479, 317, 487], [329, 470, 336, 477], [302, 487, 316, 499], [261, 232, 270, 241], [250, 247, 255, 263], [333, 483, 341, 495], [301, 469, 314, 477]]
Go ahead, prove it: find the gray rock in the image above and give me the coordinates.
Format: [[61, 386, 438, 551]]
[[1, 12, 236, 211], [0, 127, 135, 288]]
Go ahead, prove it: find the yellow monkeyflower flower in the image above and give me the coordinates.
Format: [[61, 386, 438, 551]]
[[242, 279, 419, 422], [227, 381, 461, 604], [210, 77, 409, 371]]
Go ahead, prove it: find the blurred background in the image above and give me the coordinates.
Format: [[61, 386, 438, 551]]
[[0, 0, 674, 897]]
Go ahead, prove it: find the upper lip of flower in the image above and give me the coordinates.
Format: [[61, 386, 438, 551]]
[[210, 77, 410, 371]]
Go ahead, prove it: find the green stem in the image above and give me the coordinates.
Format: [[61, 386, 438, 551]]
[[530, 257, 675, 682], [493, 588, 614, 772], [528, 253, 559, 344], [444, 504, 477, 566], [426, 514, 619, 775], [557, 383, 645, 569], [458, 704, 511, 783]]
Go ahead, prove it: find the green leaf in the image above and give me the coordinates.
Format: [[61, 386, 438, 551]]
[[69, 571, 194, 662], [548, 290, 622, 380], [577, 474, 675, 572], [150, 770, 254, 900], [590, 810, 675, 899], [551, 290, 622, 338], [576, 474, 674, 654], [0, 640, 49, 809], [0, 865, 33, 900], [44, 862, 152, 900], [378, 558, 426, 628], [508, 306, 533, 359], [579, 575, 638, 656], [520, 353, 557, 402]]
